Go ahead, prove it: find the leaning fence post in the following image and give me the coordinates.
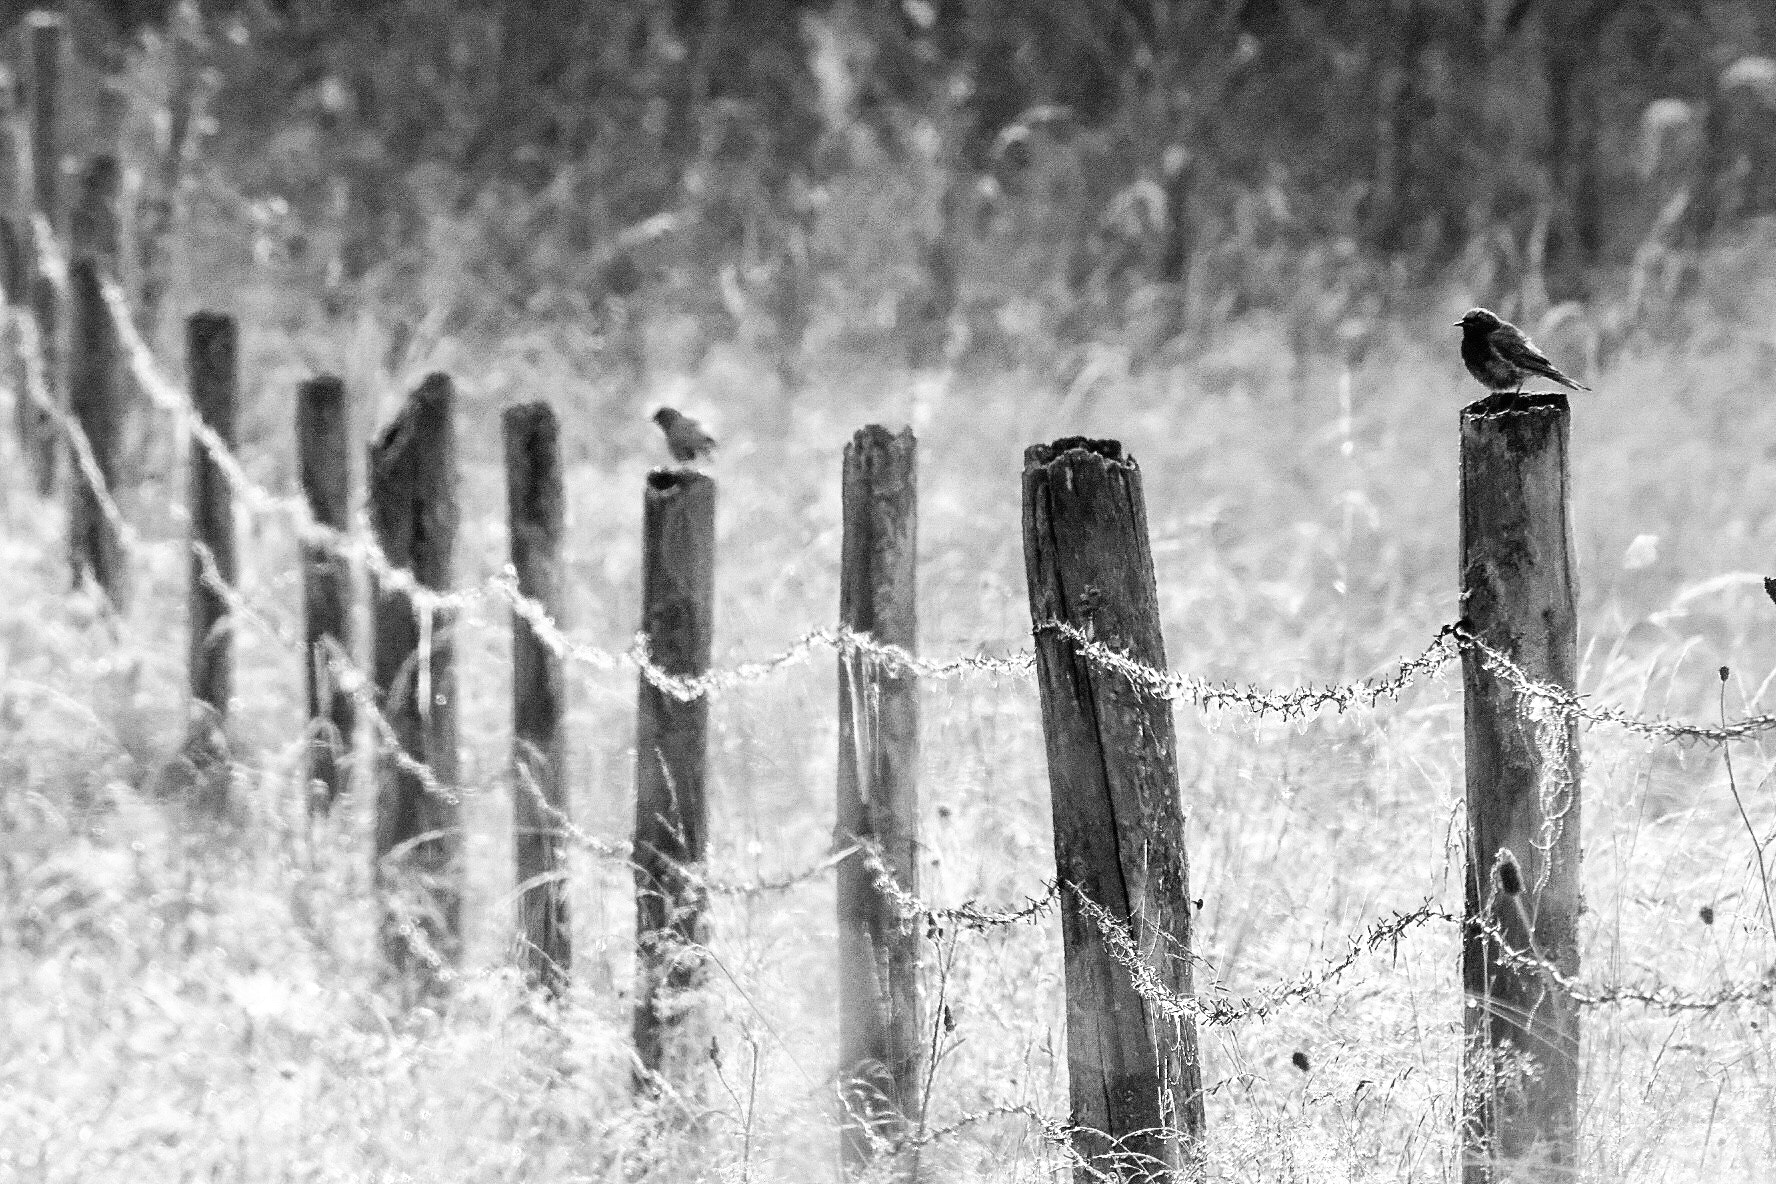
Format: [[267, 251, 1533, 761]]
[[632, 468, 715, 1089], [368, 373, 462, 997], [1458, 393, 1581, 1181], [67, 155, 123, 607], [22, 10, 62, 497], [297, 375, 356, 811], [835, 425, 924, 1170], [186, 312, 235, 726], [504, 401, 571, 997], [1021, 437, 1206, 1182]]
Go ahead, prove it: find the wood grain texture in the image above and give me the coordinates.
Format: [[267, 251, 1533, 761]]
[[368, 373, 461, 998], [835, 425, 924, 1169], [297, 375, 356, 811], [1458, 392, 1581, 1182], [186, 312, 236, 721], [1022, 437, 1205, 1182], [504, 401, 571, 997], [632, 468, 715, 1086], [67, 156, 122, 606]]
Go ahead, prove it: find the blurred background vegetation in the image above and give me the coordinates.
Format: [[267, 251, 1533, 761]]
[[21, 0, 1776, 388]]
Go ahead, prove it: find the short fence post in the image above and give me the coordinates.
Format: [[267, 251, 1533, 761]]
[[67, 155, 123, 607], [503, 401, 571, 997], [22, 10, 62, 497], [835, 425, 924, 1170], [186, 312, 235, 726], [368, 373, 462, 997], [297, 375, 355, 812], [631, 469, 715, 1089], [1021, 437, 1206, 1182], [1458, 393, 1581, 1181]]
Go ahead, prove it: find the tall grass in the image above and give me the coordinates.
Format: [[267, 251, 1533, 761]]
[[5, 109, 1776, 1180]]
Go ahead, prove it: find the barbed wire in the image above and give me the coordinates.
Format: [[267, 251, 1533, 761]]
[[1456, 623, 1776, 744], [13, 317, 1776, 1030]]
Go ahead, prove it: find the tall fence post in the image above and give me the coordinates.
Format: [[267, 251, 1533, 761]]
[[186, 312, 235, 727], [504, 401, 571, 997], [67, 155, 123, 607], [0, 65, 25, 326], [1458, 393, 1581, 1181], [632, 469, 715, 1089], [368, 373, 461, 997], [1021, 437, 1206, 1182], [836, 425, 924, 1169], [298, 375, 356, 812], [22, 10, 62, 496]]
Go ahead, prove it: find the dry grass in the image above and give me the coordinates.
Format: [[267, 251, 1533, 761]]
[[4, 173, 1776, 1182]]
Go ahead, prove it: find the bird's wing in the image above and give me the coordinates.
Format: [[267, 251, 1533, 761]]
[[1498, 324, 1588, 390]]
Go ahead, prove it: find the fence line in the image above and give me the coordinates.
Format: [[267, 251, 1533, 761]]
[[2, 253, 1768, 750], [47, 414, 1775, 1024], [7, 283, 1773, 1004]]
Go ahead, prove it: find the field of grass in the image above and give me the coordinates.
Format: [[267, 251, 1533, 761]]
[[4, 148, 1776, 1182]]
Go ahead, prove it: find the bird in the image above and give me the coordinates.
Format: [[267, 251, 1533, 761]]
[[1455, 308, 1590, 398], [652, 407, 716, 463]]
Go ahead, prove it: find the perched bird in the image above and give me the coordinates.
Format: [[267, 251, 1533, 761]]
[[1456, 308, 1590, 396], [652, 407, 716, 463]]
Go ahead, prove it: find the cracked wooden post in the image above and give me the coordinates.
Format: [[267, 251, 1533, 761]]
[[504, 401, 571, 997], [1458, 393, 1581, 1181], [369, 373, 461, 999], [67, 156, 123, 607], [297, 375, 356, 812], [22, 10, 62, 496], [631, 468, 715, 1090], [1021, 438, 1206, 1182], [186, 312, 236, 727], [836, 425, 924, 1171]]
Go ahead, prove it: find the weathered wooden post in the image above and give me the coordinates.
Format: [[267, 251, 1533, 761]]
[[504, 401, 571, 997], [368, 373, 461, 997], [1021, 438, 1206, 1182], [835, 425, 925, 1169], [1458, 393, 1581, 1181], [67, 155, 123, 607], [0, 66, 25, 317], [632, 469, 715, 1088], [23, 10, 62, 496], [186, 312, 236, 723], [297, 375, 356, 811]]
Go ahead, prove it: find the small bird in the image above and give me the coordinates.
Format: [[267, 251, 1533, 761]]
[[652, 407, 716, 463], [1456, 308, 1590, 397]]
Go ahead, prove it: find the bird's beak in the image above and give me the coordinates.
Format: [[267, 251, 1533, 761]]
[[1453, 319, 1463, 326]]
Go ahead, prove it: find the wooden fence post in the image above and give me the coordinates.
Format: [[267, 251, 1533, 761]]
[[297, 375, 356, 811], [1458, 393, 1581, 1181], [186, 312, 235, 724], [1021, 437, 1206, 1182], [23, 10, 62, 497], [67, 155, 123, 607], [504, 401, 571, 997], [836, 425, 924, 1169], [368, 373, 461, 997], [0, 65, 25, 318], [632, 469, 715, 1089]]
